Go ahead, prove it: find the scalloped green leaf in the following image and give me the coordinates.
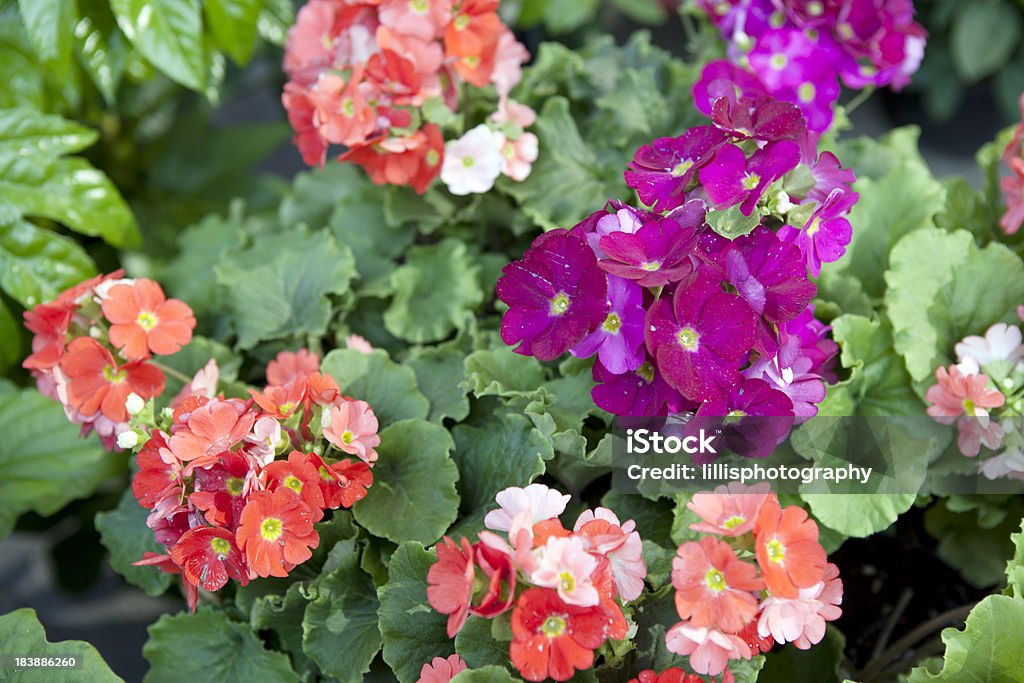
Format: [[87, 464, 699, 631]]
[[204, 0, 261, 64], [110, 0, 206, 91], [143, 609, 298, 683], [377, 542, 455, 683], [353, 420, 459, 545], [321, 349, 430, 428], [0, 608, 121, 682], [383, 239, 483, 344]]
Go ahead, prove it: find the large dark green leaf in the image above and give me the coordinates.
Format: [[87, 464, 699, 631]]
[[95, 488, 174, 597], [203, 0, 261, 64], [0, 608, 121, 682], [143, 609, 298, 683], [321, 349, 430, 428], [110, 0, 206, 91], [951, 0, 1021, 82], [0, 217, 96, 308], [0, 380, 123, 539], [17, 0, 77, 86]]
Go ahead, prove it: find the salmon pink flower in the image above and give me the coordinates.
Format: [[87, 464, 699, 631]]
[[531, 535, 600, 607], [664, 622, 751, 676], [60, 338, 165, 423], [309, 68, 378, 148], [471, 540, 517, 618], [625, 127, 729, 212], [754, 496, 827, 598], [427, 536, 476, 637], [322, 399, 380, 464], [484, 484, 571, 533], [168, 399, 256, 468], [956, 417, 1006, 458], [417, 654, 468, 683], [673, 537, 763, 632], [688, 482, 773, 537], [132, 432, 180, 508], [263, 451, 327, 521], [758, 562, 842, 649], [925, 365, 1005, 424], [190, 450, 253, 529], [345, 334, 374, 354], [599, 218, 700, 287], [267, 348, 320, 387], [250, 378, 307, 420], [490, 27, 529, 97], [509, 588, 615, 682], [630, 669, 722, 683], [236, 487, 320, 578], [645, 267, 757, 401], [497, 229, 609, 361], [101, 279, 196, 360], [500, 131, 538, 182], [313, 455, 373, 509], [171, 527, 249, 592], [22, 302, 73, 370], [574, 508, 647, 601]]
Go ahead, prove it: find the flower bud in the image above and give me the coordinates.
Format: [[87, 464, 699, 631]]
[[117, 430, 139, 450], [125, 393, 145, 416]]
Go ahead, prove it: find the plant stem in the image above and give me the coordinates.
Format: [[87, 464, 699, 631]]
[[870, 587, 914, 661], [150, 360, 195, 386], [856, 602, 977, 682], [844, 86, 876, 116]]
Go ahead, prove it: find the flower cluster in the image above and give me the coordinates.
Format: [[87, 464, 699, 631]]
[[696, 0, 926, 132], [630, 668, 734, 683], [282, 0, 537, 195], [129, 348, 381, 610], [22, 272, 195, 450], [926, 316, 1024, 478], [498, 95, 846, 432], [667, 483, 842, 677], [999, 93, 1024, 235], [425, 484, 645, 682]]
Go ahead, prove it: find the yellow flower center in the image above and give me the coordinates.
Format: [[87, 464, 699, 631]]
[[462, 56, 480, 69], [102, 365, 126, 383], [426, 149, 440, 167], [798, 82, 816, 104], [637, 362, 655, 384], [766, 538, 785, 564], [550, 292, 570, 316], [541, 615, 567, 638], [806, 217, 821, 237], [602, 312, 622, 333], [742, 173, 761, 190], [671, 159, 694, 177], [261, 517, 283, 542], [705, 568, 727, 593], [226, 477, 244, 496], [641, 260, 662, 272], [279, 401, 295, 416], [342, 430, 355, 444], [770, 53, 787, 70], [677, 326, 700, 351], [137, 310, 159, 331], [453, 13, 470, 30], [410, 0, 429, 12], [284, 475, 303, 493], [559, 571, 575, 593], [723, 515, 746, 530], [963, 398, 976, 416], [210, 537, 231, 556], [462, 155, 475, 168], [341, 97, 355, 118]]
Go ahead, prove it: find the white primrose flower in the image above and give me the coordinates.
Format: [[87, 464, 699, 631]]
[[440, 124, 505, 196]]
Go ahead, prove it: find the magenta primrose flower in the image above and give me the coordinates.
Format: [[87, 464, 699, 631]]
[[599, 217, 700, 287], [591, 352, 688, 417], [711, 94, 807, 142], [624, 126, 729, 211], [778, 187, 858, 277], [571, 275, 646, 374], [645, 267, 757, 401], [498, 230, 609, 361], [699, 141, 801, 215], [692, 60, 770, 117], [692, 377, 796, 459]]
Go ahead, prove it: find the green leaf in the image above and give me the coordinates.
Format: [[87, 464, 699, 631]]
[[759, 625, 845, 683], [924, 497, 1024, 588], [829, 314, 922, 416], [0, 7, 50, 111], [452, 412, 550, 513], [907, 595, 1024, 681], [215, 226, 356, 349], [408, 345, 471, 423], [161, 213, 246, 318], [463, 348, 546, 399], [157, 335, 241, 398], [144, 609, 298, 683], [454, 617, 510, 669], [377, 542, 455, 683], [885, 228, 1024, 386], [73, 0, 128, 104], [321, 349, 430, 427], [499, 96, 617, 231], [951, 0, 1021, 82], [831, 139, 945, 299], [95, 488, 174, 597], [0, 608, 121, 682], [0, 380, 123, 539], [110, 0, 206, 91], [250, 583, 313, 678], [204, 0, 261, 64], [541, 0, 599, 33], [1007, 520, 1024, 599], [611, 0, 668, 23], [0, 297, 20, 373], [452, 667, 521, 683], [706, 204, 763, 239], [17, 0, 77, 84], [302, 540, 382, 682], [353, 419, 459, 545], [0, 108, 96, 157], [383, 240, 483, 344]]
